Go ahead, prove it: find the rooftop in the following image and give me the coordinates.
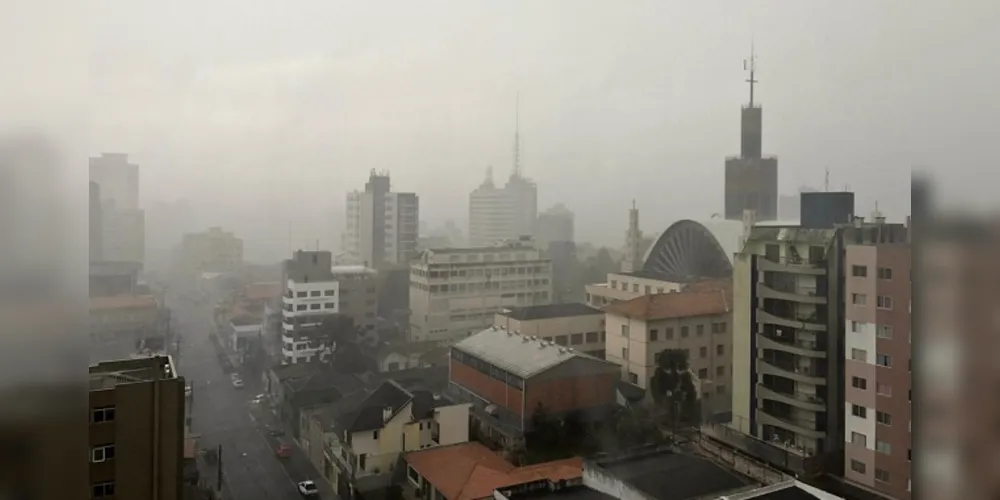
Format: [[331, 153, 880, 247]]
[[90, 294, 158, 311], [614, 269, 687, 283], [331, 265, 378, 275], [499, 303, 601, 321], [503, 486, 614, 500], [405, 442, 582, 500], [337, 380, 453, 433], [602, 287, 732, 322], [682, 278, 734, 293], [230, 314, 262, 327], [724, 480, 845, 500], [243, 281, 282, 301], [89, 355, 177, 391], [454, 327, 616, 379], [588, 449, 750, 500]]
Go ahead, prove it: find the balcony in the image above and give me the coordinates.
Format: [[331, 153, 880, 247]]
[[756, 333, 825, 358], [756, 408, 825, 439], [757, 257, 825, 276], [756, 386, 825, 412], [756, 358, 826, 385], [756, 309, 826, 332], [757, 283, 826, 304]]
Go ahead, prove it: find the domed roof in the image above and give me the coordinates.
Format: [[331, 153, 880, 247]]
[[641, 219, 742, 281]]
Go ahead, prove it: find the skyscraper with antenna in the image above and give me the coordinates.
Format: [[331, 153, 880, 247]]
[[724, 42, 779, 221], [469, 93, 538, 246]]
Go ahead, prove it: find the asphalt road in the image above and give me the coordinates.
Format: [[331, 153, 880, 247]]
[[166, 284, 338, 500]]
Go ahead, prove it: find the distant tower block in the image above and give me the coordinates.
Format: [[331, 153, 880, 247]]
[[724, 42, 778, 222], [621, 201, 644, 273]]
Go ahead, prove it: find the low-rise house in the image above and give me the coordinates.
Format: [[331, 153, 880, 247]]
[[282, 371, 367, 437], [603, 282, 733, 417], [229, 314, 262, 364], [403, 442, 582, 500], [448, 326, 621, 451], [376, 341, 450, 372], [493, 303, 607, 359], [324, 380, 471, 499]]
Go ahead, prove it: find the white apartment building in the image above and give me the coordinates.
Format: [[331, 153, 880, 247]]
[[280, 251, 341, 364], [409, 238, 552, 343], [343, 170, 419, 268], [468, 168, 537, 247]]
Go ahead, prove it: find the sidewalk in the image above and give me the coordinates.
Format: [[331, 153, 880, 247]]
[[248, 400, 339, 500]]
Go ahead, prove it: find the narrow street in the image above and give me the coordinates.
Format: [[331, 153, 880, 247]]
[[166, 284, 337, 500]]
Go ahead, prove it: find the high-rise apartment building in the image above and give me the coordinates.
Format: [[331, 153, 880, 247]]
[[621, 202, 644, 273], [535, 203, 574, 250], [842, 220, 911, 500], [90, 181, 104, 262], [724, 49, 778, 222], [280, 251, 339, 364], [342, 170, 419, 268], [409, 238, 552, 343], [89, 355, 185, 500], [90, 153, 145, 265], [469, 167, 538, 247]]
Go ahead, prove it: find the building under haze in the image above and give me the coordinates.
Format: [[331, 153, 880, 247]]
[[90, 181, 103, 262], [535, 203, 574, 249], [342, 170, 419, 269], [90, 153, 146, 265], [469, 166, 538, 247], [724, 51, 778, 222], [408, 237, 552, 343], [89, 355, 185, 500], [177, 226, 244, 276]]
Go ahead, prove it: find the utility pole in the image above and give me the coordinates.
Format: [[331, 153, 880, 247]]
[[216, 444, 223, 491]]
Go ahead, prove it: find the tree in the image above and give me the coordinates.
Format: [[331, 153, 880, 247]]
[[649, 349, 700, 430], [309, 314, 376, 373]]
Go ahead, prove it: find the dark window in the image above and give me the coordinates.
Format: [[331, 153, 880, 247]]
[[851, 265, 868, 277], [877, 267, 893, 280], [696, 324, 704, 336], [876, 411, 892, 426], [850, 460, 866, 474], [716, 344, 724, 355], [585, 331, 598, 343], [665, 327, 674, 339], [698, 368, 708, 378], [851, 404, 867, 418], [310, 290, 321, 297], [570, 333, 583, 345], [680, 326, 689, 338], [91, 406, 115, 423], [649, 329, 658, 342], [699, 347, 707, 358], [851, 376, 867, 390], [715, 366, 725, 376], [92, 482, 115, 498]]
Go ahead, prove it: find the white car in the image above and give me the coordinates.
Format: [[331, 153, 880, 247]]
[[297, 480, 319, 496], [232, 378, 243, 389]]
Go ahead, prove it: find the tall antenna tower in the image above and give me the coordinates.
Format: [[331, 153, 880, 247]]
[[744, 40, 758, 107], [824, 168, 830, 192], [513, 92, 522, 178]]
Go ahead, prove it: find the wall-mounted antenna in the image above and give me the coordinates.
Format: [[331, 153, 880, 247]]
[[744, 40, 758, 107]]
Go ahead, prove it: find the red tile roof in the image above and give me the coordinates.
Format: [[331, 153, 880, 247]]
[[244, 281, 282, 301], [404, 442, 582, 500], [603, 286, 732, 321]]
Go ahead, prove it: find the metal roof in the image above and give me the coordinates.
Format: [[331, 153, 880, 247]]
[[453, 326, 614, 378]]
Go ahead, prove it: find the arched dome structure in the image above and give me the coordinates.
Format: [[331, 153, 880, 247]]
[[640, 219, 738, 281]]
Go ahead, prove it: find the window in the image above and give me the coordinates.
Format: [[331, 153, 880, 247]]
[[876, 411, 892, 426], [92, 482, 115, 498], [852, 293, 867, 305], [92, 406, 115, 423], [555, 335, 568, 346], [657, 287, 665, 293], [621, 325, 629, 337], [310, 290, 321, 297], [877, 267, 893, 280], [698, 368, 708, 378], [876, 440, 892, 454], [585, 331, 598, 343], [665, 327, 674, 339], [877, 295, 893, 310], [851, 376, 867, 389], [877, 383, 892, 396], [875, 468, 890, 483], [680, 326, 689, 338], [696, 324, 704, 336], [877, 325, 893, 339], [324, 302, 336, 309], [852, 265, 868, 277], [610, 280, 617, 288], [324, 290, 336, 296], [877, 354, 892, 367], [310, 303, 321, 310], [296, 304, 307, 311], [570, 333, 583, 345], [632, 284, 639, 292], [716, 344, 724, 355], [297, 291, 307, 298], [621, 347, 628, 361], [716, 366, 725, 376], [649, 329, 658, 342], [91, 444, 115, 463], [851, 348, 868, 362], [628, 372, 638, 384], [850, 460, 866, 474], [850, 321, 860, 332], [699, 347, 707, 358], [850, 431, 867, 446], [716, 322, 727, 333], [851, 404, 867, 418], [373, 430, 380, 439], [645, 285, 651, 294], [716, 384, 725, 394]]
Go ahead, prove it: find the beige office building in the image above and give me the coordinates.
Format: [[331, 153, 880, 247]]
[[493, 303, 606, 358], [408, 238, 552, 342]]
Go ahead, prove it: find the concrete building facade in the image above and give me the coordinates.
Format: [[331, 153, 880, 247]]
[[91, 153, 145, 266], [469, 167, 538, 247], [723, 56, 778, 222], [280, 251, 340, 364], [408, 239, 552, 343], [89, 355, 185, 500], [534, 203, 574, 250], [343, 170, 419, 268], [842, 224, 911, 500], [492, 303, 606, 359], [178, 226, 244, 275]]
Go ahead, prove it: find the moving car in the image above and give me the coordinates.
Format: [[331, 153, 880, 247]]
[[276, 443, 292, 458], [232, 378, 243, 389], [297, 480, 319, 497]]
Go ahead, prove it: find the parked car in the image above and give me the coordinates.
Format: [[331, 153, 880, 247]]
[[276, 443, 292, 458], [232, 378, 243, 389], [297, 480, 319, 497]]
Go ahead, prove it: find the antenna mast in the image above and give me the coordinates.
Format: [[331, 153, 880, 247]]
[[744, 40, 758, 107], [824, 168, 830, 192], [513, 92, 521, 178]]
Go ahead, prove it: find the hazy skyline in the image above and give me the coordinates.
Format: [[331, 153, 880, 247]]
[[66, 2, 997, 260]]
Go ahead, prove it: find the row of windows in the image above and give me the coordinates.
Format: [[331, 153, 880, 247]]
[[850, 376, 909, 399], [91, 406, 115, 423], [286, 302, 337, 312], [849, 321, 899, 340], [419, 265, 547, 278], [850, 265, 895, 280], [451, 349, 525, 389], [620, 346, 726, 365], [539, 331, 605, 346], [849, 460, 895, 484], [622, 322, 728, 341], [849, 405, 895, 426], [92, 481, 115, 498], [417, 279, 550, 294], [849, 348, 910, 370], [609, 280, 667, 294], [850, 293, 896, 310], [287, 289, 337, 298]]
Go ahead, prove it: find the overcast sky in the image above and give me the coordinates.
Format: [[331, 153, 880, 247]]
[[6, 1, 997, 262]]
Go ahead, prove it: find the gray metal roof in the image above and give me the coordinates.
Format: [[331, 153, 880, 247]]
[[453, 326, 614, 378]]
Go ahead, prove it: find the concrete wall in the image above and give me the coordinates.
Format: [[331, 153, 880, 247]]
[[435, 403, 471, 445], [492, 313, 606, 358], [730, 253, 754, 431]]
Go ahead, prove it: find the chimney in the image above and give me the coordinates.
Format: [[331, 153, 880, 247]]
[[382, 406, 393, 423]]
